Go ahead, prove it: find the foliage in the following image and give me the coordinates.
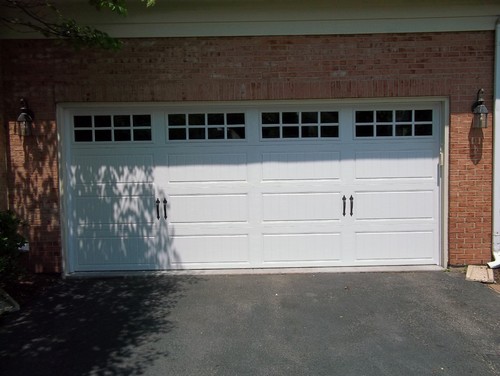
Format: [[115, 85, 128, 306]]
[[89, 0, 156, 15], [0, 0, 155, 50], [0, 210, 26, 287]]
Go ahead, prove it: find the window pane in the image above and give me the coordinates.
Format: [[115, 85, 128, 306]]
[[114, 115, 130, 128], [355, 111, 373, 123], [396, 124, 412, 136], [376, 111, 393, 123], [189, 113, 205, 126], [169, 128, 186, 140], [74, 116, 92, 128], [188, 128, 205, 139], [321, 125, 339, 138], [396, 110, 412, 122], [283, 126, 299, 138], [227, 127, 245, 139], [95, 115, 111, 128], [227, 113, 245, 125], [415, 110, 433, 122], [168, 114, 186, 126], [114, 129, 131, 141], [376, 124, 393, 137], [301, 112, 318, 124], [262, 126, 280, 138], [282, 112, 299, 124], [133, 115, 151, 127], [301, 125, 318, 138], [356, 125, 373, 137], [133, 129, 152, 141], [74, 130, 93, 142], [95, 130, 112, 141], [208, 127, 225, 139], [321, 111, 339, 123], [415, 123, 432, 136], [262, 112, 280, 124], [208, 113, 225, 125]]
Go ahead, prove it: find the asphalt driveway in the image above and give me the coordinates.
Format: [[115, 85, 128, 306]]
[[0, 270, 499, 376]]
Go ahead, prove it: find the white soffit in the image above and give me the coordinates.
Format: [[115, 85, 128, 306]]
[[1, 0, 500, 38]]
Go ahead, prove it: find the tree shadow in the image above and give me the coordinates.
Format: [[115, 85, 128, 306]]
[[8, 114, 189, 272], [0, 275, 200, 376], [8, 119, 61, 273]]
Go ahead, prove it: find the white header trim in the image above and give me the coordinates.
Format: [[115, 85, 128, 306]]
[[1, 1, 499, 38], [100, 17, 498, 38]]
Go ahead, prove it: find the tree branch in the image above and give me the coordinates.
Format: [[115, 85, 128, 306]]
[[0, 0, 156, 50]]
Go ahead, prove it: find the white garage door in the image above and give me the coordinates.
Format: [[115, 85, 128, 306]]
[[61, 102, 441, 272]]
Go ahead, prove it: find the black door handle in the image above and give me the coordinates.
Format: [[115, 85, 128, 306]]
[[163, 198, 168, 219], [349, 195, 354, 216], [342, 195, 346, 216], [156, 198, 160, 220]]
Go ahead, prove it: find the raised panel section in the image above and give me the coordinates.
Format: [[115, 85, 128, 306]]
[[76, 236, 158, 266], [355, 191, 434, 220], [74, 182, 155, 197], [263, 233, 341, 262], [262, 152, 340, 181], [262, 192, 341, 222], [76, 223, 156, 238], [72, 155, 154, 184], [75, 194, 155, 224], [169, 194, 248, 223], [169, 235, 249, 265], [355, 150, 434, 180], [355, 231, 435, 261], [168, 153, 247, 182]]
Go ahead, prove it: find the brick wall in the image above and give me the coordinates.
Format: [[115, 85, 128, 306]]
[[0, 42, 7, 212], [0, 31, 494, 272], [0, 120, 6, 212]]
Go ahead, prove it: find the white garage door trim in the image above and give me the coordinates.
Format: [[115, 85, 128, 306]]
[[57, 99, 448, 274]]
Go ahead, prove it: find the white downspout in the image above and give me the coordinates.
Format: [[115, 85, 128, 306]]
[[489, 18, 500, 268]]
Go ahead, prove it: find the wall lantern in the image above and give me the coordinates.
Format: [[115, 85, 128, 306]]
[[472, 88, 489, 129], [16, 97, 34, 136]]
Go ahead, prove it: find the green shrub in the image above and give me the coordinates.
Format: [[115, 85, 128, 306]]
[[0, 210, 26, 287]]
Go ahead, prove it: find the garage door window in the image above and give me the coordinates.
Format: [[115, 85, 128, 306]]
[[261, 111, 339, 139], [73, 114, 152, 142], [355, 110, 433, 138], [167, 112, 246, 141]]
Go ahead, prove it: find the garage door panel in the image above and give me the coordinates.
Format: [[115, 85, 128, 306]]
[[169, 194, 248, 223], [168, 153, 247, 182], [75, 196, 155, 224], [354, 231, 435, 262], [355, 150, 435, 180], [72, 155, 154, 184], [77, 236, 159, 266], [355, 191, 435, 221], [168, 235, 250, 266], [262, 233, 342, 263], [262, 151, 340, 181], [262, 192, 341, 222], [76, 223, 157, 238], [74, 183, 155, 197]]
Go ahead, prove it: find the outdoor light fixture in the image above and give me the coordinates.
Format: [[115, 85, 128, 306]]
[[472, 88, 489, 129], [16, 97, 34, 136]]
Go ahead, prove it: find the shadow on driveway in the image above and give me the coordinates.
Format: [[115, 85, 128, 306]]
[[0, 275, 200, 376]]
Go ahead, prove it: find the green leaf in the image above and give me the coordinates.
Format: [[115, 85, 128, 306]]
[[88, 0, 128, 16]]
